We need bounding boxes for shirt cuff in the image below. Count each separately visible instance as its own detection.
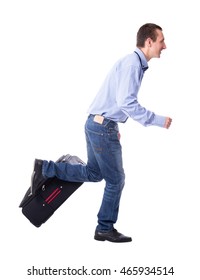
[152,115,166,127]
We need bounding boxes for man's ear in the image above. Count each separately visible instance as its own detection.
[146,38,153,47]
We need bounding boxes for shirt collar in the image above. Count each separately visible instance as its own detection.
[134,47,149,72]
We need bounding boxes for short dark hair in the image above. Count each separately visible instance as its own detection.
[136,23,162,48]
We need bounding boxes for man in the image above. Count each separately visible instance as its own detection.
[32,23,172,243]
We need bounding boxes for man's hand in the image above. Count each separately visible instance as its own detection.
[164,117,172,129]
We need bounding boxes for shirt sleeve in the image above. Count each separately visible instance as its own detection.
[116,65,166,127]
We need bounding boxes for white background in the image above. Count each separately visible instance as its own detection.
[0,0,199,279]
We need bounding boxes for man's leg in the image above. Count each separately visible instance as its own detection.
[85,116,131,242]
[31,118,103,192]
[87,128,125,232]
[85,116,124,230]
[42,133,103,183]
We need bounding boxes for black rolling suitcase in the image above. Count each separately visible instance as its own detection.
[19,154,85,227]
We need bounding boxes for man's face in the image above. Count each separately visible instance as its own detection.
[150,29,166,58]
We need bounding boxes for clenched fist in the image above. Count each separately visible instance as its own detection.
[164,117,172,129]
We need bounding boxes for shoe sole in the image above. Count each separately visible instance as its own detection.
[94,236,132,243]
[94,236,106,242]
[30,159,45,195]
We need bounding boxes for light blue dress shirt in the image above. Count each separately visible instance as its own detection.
[88,48,166,127]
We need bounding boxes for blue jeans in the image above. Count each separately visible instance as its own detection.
[43,115,125,231]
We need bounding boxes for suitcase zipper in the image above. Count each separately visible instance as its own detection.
[45,187,61,204]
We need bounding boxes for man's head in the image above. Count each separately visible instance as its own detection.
[136,23,166,61]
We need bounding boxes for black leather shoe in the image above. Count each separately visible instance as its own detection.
[31,159,46,194]
[94,228,132,243]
